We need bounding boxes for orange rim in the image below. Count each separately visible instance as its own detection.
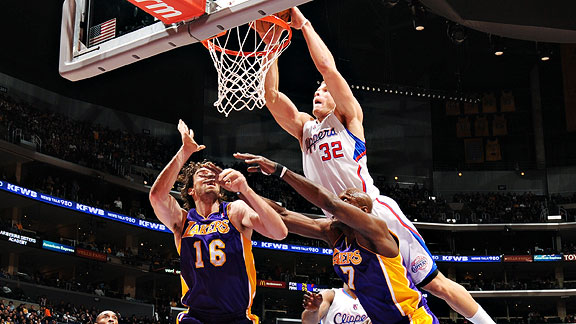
[201,15,292,57]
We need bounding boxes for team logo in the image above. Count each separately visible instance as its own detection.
[411,255,428,273]
[304,127,337,152]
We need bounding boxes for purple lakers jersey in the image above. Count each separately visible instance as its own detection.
[332,235,438,324]
[178,202,258,323]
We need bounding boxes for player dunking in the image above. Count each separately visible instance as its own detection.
[149,120,288,324]
[263,7,493,323]
[235,152,439,324]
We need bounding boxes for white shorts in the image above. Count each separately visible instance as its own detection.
[372,196,438,286]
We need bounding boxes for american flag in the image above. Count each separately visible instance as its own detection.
[88,18,116,47]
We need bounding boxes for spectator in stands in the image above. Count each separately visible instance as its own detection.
[113,197,123,212]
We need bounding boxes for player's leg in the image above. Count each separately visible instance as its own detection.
[421,273,494,324]
[371,197,494,324]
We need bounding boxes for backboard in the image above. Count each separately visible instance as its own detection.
[59,0,313,81]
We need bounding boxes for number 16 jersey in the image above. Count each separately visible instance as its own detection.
[178,202,258,323]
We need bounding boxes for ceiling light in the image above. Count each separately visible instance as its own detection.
[411,2,426,31]
[491,35,505,56]
[538,42,552,61]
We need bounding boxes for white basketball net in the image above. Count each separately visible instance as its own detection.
[203,16,292,117]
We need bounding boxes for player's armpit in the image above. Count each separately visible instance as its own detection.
[149,193,186,235]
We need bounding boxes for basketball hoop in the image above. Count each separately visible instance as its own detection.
[202,15,292,117]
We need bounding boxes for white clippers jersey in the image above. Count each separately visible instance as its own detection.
[322,288,368,324]
[302,113,380,201]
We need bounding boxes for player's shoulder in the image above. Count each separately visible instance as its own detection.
[320,288,336,302]
[227,199,251,213]
[300,112,316,126]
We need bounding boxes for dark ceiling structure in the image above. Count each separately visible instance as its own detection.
[421,0,576,43]
[0,0,568,124]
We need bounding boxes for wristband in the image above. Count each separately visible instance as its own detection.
[272,163,287,178]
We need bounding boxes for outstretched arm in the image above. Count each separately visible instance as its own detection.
[302,289,334,324]
[149,120,205,239]
[203,164,287,240]
[234,153,396,257]
[291,7,365,141]
[256,196,333,243]
[264,57,313,143]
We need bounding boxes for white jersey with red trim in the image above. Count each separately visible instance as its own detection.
[322,288,368,324]
[301,113,380,200]
[301,113,437,285]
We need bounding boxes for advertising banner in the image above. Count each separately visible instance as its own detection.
[533,254,562,262]
[76,248,107,262]
[432,255,501,262]
[503,255,533,262]
[252,240,333,255]
[0,230,40,248]
[563,254,576,262]
[126,0,206,24]
[0,181,169,233]
[289,282,318,292]
[257,280,287,289]
[42,240,75,254]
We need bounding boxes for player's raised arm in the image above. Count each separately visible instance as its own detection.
[234,153,397,256]
[291,7,364,140]
[149,120,205,238]
[264,47,313,144]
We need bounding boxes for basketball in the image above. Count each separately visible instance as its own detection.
[253,9,291,37]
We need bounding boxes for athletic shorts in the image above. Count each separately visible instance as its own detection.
[372,196,438,286]
[410,305,440,324]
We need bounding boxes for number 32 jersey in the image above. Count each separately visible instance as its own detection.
[178,202,258,322]
[301,113,379,203]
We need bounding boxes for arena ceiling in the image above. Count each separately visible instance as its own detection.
[0,0,569,124]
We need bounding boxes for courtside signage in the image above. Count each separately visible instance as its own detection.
[127,0,206,24]
[252,240,333,255]
[432,255,501,263]
[42,240,75,254]
[0,181,169,233]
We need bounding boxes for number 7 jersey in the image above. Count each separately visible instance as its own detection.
[178,202,258,322]
[302,113,380,203]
